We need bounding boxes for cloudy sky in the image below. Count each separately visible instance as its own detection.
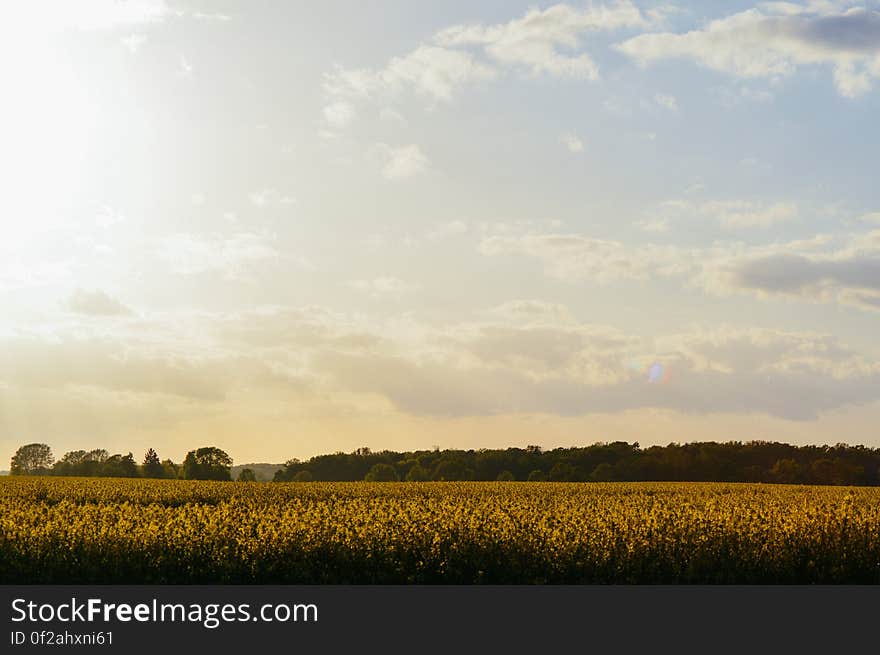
[2,0,880,466]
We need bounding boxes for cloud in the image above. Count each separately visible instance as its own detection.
[371,143,430,179]
[488,300,575,324]
[3,302,879,440]
[316,320,880,421]
[560,133,585,152]
[322,101,356,128]
[480,221,880,311]
[177,54,193,77]
[121,33,147,53]
[635,218,670,233]
[480,232,691,282]
[426,220,469,240]
[704,230,880,311]
[324,46,496,103]
[20,1,233,35]
[24,0,171,33]
[66,289,132,316]
[652,92,679,110]
[0,337,226,402]
[616,5,880,97]
[433,1,649,79]
[654,199,798,230]
[156,232,280,278]
[347,277,415,297]
[249,188,295,207]
[323,1,654,116]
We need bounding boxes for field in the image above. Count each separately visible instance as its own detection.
[2,476,879,584]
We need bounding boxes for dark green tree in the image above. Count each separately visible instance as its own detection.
[292,470,314,482]
[102,453,138,478]
[527,469,547,482]
[10,443,54,476]
[237,468,257,482]
[183,447,233,481]
[432,457,470,481]
[161,459,180,479]
[364,463,400,482]
[405,464,431,481]
[143,448,164,478]
[549,462,579,482]
[770,458,802,484]
[496,470,516,481]
[590,462,615,481]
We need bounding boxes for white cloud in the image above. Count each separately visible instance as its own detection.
[435,1,649,79]
[488,300,575,324]
[324,46,496,103]
[249,188,295,207]
[480,221,880,312]
[323,1,655,114]
[322,101,356,128]
[347,277,414,296]
[635,218,670,233]
[121,33,147,53]
[66,289,132,316]
[616,5,880,97]
[653,92,679,110]
[20,0,171,34]
[703,230,880,311]
[156,232,280,278]
[702,200,798,229]
[655,199,798,230]
[427,220,469,240]
[315,318,880,421]
[711,83,775,107]
[176,54,193,77]
[560,133,585,152]
[480,232,691,282]
[16,1,234,35]
[372,143,430,179]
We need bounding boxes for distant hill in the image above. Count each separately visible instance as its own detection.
[231,463,284,482]
[0,470,8,476]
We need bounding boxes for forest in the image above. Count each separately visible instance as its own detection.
[9,440,880,486]
[274,441,880,485]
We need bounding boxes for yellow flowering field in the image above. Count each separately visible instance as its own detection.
[2,476,879,583]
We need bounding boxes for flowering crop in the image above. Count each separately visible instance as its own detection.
[1,477,878,583]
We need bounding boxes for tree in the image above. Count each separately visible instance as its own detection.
[770,458,803,484]
[143,448,164,478]
[405,464,431,482]
[238,468,257,482]
[549,462,579,482]
[10,443,54,476]
[183,447,233,481]
[432,457,470,481]
[364,463,399,482]
[527,469,547,482]
[292,470,314,482]
[161,459,180,479]
[102,453,138,478]
[53,450,88,476]
[80,450,108,477]
[496,470,515,481]
[590,462,615,482]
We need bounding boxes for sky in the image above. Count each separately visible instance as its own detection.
[1,0,880,466]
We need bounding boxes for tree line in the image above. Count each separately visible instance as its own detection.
[274,441,880,486]
[10,440,880,486]
[8,444,250,481]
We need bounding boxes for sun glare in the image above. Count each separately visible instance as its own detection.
[1,15,94,248]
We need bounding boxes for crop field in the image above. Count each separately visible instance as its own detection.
[2,476,879,584]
